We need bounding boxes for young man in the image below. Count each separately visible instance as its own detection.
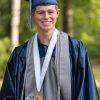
[0,0,98,100]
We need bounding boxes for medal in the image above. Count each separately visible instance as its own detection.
[33,96,43,100]
[33,29,58,92]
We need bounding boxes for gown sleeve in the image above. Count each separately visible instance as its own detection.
[0,49,17,100]
[74,41,99,100]
[0,42,27,100]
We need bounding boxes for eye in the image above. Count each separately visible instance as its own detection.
[35,11,44,15]
[48,11,55,14]
[49,12,54,14]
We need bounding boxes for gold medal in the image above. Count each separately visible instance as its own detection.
[33,96,43,100]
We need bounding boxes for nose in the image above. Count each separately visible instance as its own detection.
[44,12,49,19]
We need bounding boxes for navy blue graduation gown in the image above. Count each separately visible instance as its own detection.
[0,36,98,100]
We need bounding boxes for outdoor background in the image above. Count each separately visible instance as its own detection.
[0,0,100,99]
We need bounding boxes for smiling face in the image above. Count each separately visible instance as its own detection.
[32,5,60,32]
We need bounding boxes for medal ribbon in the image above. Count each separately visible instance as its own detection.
[33,29,58,92]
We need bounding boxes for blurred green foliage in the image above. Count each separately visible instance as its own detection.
[0,37,10,78]
[72,0,100,58]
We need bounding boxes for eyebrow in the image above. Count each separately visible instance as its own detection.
[35,10,55,14]
[35,9,55,12]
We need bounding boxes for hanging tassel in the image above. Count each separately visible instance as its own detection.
[29,0,32,28]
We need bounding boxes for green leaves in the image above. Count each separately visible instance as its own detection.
[0,37,10,77]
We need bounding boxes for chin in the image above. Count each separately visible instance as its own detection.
[41,27,52,31]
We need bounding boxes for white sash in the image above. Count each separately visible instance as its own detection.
[33,29,58,92]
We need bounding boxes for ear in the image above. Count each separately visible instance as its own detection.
[57,8,60,15]
[32,11,36,21]
[32,7,36,17]
[32,11,35,17]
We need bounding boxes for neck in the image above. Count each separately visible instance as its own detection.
[37,28,56,46]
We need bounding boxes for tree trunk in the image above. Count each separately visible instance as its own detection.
[11,0,21,50]
[63,0,73,36]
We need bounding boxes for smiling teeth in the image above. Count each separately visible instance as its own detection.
[42,22,50,24]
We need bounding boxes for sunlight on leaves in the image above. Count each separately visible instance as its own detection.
[80,32,95,44]
[96,80,100,88]
[0,79,3,90]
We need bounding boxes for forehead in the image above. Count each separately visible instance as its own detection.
[35,5,56,11]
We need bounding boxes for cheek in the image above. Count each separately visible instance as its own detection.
[34,17,41,21]
[51,16,58,22]
[52,13,58,20]
[33,15,41,21]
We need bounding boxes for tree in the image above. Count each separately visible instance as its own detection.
[11,0,21,49]
[63,0,74,36]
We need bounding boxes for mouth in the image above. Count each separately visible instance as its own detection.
[42,20,52,25]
